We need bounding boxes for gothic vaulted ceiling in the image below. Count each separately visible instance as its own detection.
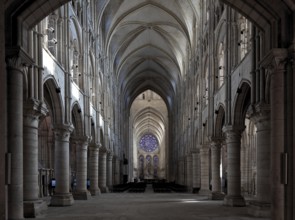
[98,0,201,109]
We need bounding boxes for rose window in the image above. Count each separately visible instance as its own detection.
[139,133,159,152]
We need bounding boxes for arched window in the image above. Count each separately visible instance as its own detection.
[47,13,58,56]
[217,42,225,88]
[139,155,144,179]
[153,155,159,178]
[238,15,252,60]
[146,155,152,177]
[203,66,209,106]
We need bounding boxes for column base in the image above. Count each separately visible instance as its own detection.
[209,191,225,200]
[100,186,109,193]
[224,195,246,207]
[248,200,270,217]
[73,190,92,200]
[90,188,101,196]
[24,199,48,218]
[50,193,74,206]
[198,189,211,196]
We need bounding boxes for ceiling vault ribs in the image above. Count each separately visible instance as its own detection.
[100,0,200,138]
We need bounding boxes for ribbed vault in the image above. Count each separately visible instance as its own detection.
[99,0,202,110]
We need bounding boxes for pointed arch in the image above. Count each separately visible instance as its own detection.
[43,77,64,126]
[214,104,226,138]
[71,102,84,137]
[232,81,251,128]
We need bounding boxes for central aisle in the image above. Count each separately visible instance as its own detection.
[41,191,270,220]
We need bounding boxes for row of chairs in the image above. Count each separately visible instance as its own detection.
[128,182,146,193]
[153,183,171,192]
[152,182,187,193]
[112,183,132,192]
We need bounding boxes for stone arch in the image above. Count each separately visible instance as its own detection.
[202,120,209,144]
[43,77,64,126]
[100,127,105,148]
[232,81,251,128]
[214,104,225,138]
[90,117,96,144]
[71,102,84,137]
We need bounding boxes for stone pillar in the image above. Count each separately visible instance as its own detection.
[99,149,108,192]
[179,158,184,184]
[199,146,210,195]
[248,104,271,217]
[107,153,113,190]
[192,150,200,191]
[223,127,245,206]
[210,141,224,200]
[89,144,100,195]
[260,49,288,220]
[186,155,192,191]
[115,157,121,184]
[73,137,91,200]
[6,55,27,219]
[50,125,74,206]
[23,100,48,217]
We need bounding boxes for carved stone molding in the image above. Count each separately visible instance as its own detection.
[248,103,270,131]
[260,48,288,73]
[222,126,243,144]
[6,46,34,71]
[53,124,74,141]
[24,98,48,119]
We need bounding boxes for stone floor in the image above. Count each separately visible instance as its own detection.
[40,187,270,220]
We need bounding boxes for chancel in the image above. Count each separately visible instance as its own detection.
[1,0,295,220]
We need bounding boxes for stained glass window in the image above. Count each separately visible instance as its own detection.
[139,133,159,152]
[153,155,159,178]
[139,155,144,179]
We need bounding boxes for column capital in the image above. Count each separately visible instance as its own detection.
[248,103,270,131]
[99,147,108,154]
[260,48,288,73]
[6,46,34,71]
[222,126,244,144]
[107,153,113,160]
[24,98,48,118]
[53,124,74,141]
[72,135,91,144]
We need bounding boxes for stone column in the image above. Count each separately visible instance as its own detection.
[50,125,74,206]
[6,55,28,219]
[23,100,48,217]
[89,144,100,195]
[248,104,271,217]
[178,158,184,184]
[260,49,288,220]
[107,153,113,190]
[73,137,91,200]
[115,157,121,184]
[210,141,224,200]
[199,146,210,195]
[99,149,108,192]
[192,150,200,191]
[223,127,245,206]
[186,155,192,191]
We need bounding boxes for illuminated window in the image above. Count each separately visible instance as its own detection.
[139,133,159,152]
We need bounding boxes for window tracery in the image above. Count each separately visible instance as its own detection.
[139,133,159,153]
[238,15,252,60]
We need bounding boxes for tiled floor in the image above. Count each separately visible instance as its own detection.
[40,188,270,220]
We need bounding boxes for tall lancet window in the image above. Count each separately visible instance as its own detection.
[238,15,252,61]
[153,155,159,178]
[146,155,152,177]
[139,155,144,180]
[217,42,225,88]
